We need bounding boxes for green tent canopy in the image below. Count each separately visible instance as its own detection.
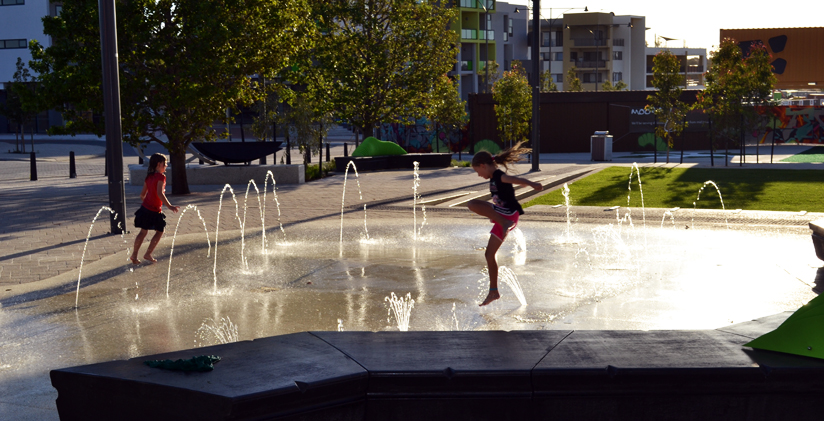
[745,293,824,359]
[351,137,407,157]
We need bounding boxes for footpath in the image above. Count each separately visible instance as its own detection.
[1,134,822,292]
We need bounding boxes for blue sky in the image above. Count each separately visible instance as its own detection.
[507,0,824,53]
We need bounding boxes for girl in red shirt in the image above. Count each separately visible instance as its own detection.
[130,153,180,264]
[468,142,542,306]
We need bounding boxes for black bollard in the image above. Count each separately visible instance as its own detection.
[30,151,38,181]
[286,134,291,165]
[199,158,204,165]
[69,151,77,178]
[326,142,330,162]
[344,143,348,157]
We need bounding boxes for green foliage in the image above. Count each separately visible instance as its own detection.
[426,74,466,142]
[450,159,471,167]
[29,0,315,194]
[306,0,458,138]
[540,70,557,92]
[478,60,500,93]
[282,93,334,164]
[646,50,691,162]
[601,80,627,91]
[305,161,336,181]
[697,38,778,150]
[524,167,824,212]
[492,61,531,146]
[0,58,36,152]
[565,66,582,92]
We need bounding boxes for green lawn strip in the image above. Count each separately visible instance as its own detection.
[781,146,824,163]
[524,166,824,212]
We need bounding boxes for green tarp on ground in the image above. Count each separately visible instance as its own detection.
[351,137,407,157]
[745,293,824,359]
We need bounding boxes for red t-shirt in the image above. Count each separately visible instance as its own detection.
[142,172,166,212]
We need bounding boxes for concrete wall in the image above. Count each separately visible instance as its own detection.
[129,164,305,186]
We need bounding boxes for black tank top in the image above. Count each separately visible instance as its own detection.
[490,169,524,216]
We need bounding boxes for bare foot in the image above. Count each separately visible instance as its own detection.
[479,290,500,306]
[129,256,141,265]
[143,255,158,264]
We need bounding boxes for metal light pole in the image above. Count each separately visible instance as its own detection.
[483,4,489,93]
[530,0,540,171]
[99,0,126,234]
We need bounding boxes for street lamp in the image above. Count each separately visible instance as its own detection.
[588,27,599,91]
[481,3,490,94]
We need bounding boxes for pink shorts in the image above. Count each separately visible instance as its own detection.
[490,211,519,240]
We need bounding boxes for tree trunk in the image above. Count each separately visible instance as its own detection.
[169,148,190,195]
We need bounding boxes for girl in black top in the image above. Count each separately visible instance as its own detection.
[468,142,543,306]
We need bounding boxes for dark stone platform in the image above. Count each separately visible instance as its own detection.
[51,313,824,420]
[334,153,452,172]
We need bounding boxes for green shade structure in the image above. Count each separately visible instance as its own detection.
[351,137,407,157]
[745,293,824,359]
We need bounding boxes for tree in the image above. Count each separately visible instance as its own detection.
[478,60,500,94]
[697,38,777,159]
[29,0,313,194]
[540,69,557,92]
[601,80,627,91]
[492,61,531,148]
[426,74,466,152]
[565,66,582,92]
[0,59,28,152]
[281,93,333,165]
[307,0,458,139]
[646,50,689,163]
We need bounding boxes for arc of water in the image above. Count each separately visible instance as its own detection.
[75,206,117,308]
[562,183,572,241]
[340,161,369,243]
[487,266,528,306]
[213,184,244,293]
[661,210,676,228]
[692,180,728,229]
[166,204,212,296]
[242,179,266,259]
[385,292,415,331]
[627,163,647,248]
[263,170,285,240]
[412,162,427,239]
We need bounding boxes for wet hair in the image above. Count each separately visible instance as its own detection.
[147,153,167,175]
[470,141,532,172]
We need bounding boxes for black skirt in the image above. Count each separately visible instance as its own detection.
[134,205,167,232]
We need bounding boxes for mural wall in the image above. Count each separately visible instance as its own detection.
[752,106,824,144]
[379,117,470,153]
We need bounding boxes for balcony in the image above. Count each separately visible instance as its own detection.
[458,0,494,9]
[572,38,608,47]
[571,59,608,69]
[461,29,477,40]
[460,61,473,71]
[613,39,624,47]
[480,30,494,41]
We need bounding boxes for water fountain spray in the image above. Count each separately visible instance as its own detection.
[340,161,369,243]
[692,181,728,229]
[263,170,286,240]
[75,206,119,308]
[213,184,244,293]
[385,292,415,331]
[166,204,211,296]
[412,161,427,239]
[242,179,266,258]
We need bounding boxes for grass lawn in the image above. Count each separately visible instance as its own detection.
[524,167,824,212]
[781,146,824,163]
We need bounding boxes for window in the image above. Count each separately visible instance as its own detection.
[0,39,27,49]
[541,32,550,47]
[613,72,623,82]
[613,51,622,60]
[552,73,563,83]
[553,52,563,61]
[540,52,551,61]
[583,73,603,83]
[1,0,25,5]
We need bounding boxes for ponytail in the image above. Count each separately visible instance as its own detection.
[471,141,532,172]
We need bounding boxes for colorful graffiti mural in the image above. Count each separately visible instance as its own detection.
[379,117,470,153]
[753,106,824,144]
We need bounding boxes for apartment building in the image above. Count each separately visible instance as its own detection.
[529,12,706,91]
[449,0,529,101]
[0,0,60,83]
